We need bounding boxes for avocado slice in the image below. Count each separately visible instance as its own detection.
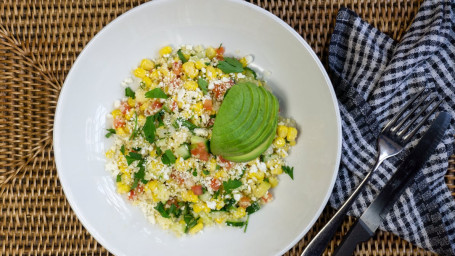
[211,83,259,154]
[221,88,278,156]
[222,119,277,162]
[214,84,268,151]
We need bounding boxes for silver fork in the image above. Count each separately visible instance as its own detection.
[301,89,443,256]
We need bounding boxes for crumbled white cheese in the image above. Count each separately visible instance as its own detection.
[194,128,208,137]
[233,193,241,201]
[206,201,217,209]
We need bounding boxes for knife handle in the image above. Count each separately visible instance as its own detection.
[333,219,375,256]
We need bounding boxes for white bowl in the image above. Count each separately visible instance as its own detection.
[53,0,341,255]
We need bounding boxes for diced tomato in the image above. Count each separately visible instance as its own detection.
[170,171,185,185]
[218,155,233,169]
[216,46,225,60]
[191,142,209,161]
[120,101,131,114]
[145,100,163,116]
[213,81,233,100]
[210,178,221,191]
[203,99,213,111]
[191,185,203,195]
[238,197,251,208]
[172,61,182,76]
[207,117,215,127]
[128,185,143,200]
[261,192,273,204]
[151,100,163,110]
[166,198,178,207]
[171,100,178,111]
[113,117,126,128]
[169,77,182,90]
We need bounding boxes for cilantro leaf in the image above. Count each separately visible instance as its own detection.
[129,112,139,140]
[105,128,116,138]
[282,165,294,180]
[217,57,244,73]
[246,202,260,215]
[177,49,188,63]
[184,214,199,233]
[116,173,122,182]
[161,149,176,165]
[154,202,170,218]
[226,221,245,227]
[202,170,210,175]
[125,87,135,99]
[125,152,142,166]
[120,145,125,155]
[222,179,242,194]
[197,78,208,94]
[143,115,156,144]
[145,88,168,99]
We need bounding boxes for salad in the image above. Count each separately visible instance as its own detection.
[104,44,298,235]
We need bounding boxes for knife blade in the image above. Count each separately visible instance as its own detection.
[333,111,451,256]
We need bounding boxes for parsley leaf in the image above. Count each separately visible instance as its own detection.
[222,179,242,194]
[143,115,156,144]
[125,152,142,165]
[145,88,168,99]
[184,214,199,233]
[177,49,188,63]
[202,170,210,175]
[125,87,135,99]
[116,173,122,182]
[282,165,294,180]
[161,149,176,165]
[197,78,208,94]
[105,128,116,138]
[156,146,162,155]
[217,57,244,74]
[120,145,125,155]
[226,221,245,227]
[154,202,170,218]
[129,112,139,140]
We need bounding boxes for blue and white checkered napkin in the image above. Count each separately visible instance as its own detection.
[327,0,455,255]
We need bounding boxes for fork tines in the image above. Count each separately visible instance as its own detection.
[382,89,443,143]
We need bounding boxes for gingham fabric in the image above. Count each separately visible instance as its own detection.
[327,0,455,255]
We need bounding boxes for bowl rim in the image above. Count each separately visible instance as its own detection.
[53,0,342,255]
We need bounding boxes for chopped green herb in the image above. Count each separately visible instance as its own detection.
[174,117,198,131]
[202,170,210,175]
[197,78,208,94]
[216,165,221,170]
[226,221,245,227]
[105,128,116,138]
[192,170,197,177]
[125,152,142,165]
[217,57,244,73]
[205,62,211,66]
[145,88,168,99]
[263,177,269,183]
[120,145,125,155]
[246,202,260,215]
[162,104,171,113]
[139,81,146,89]
[116,173,122,182]
[223,179,242,194]
[129,112,139,140]
[243,215,250,232]
[153,110,165,127]
[184,214,199,233]
[156,146,162,155]
[143,115,156,144]
[177,49,188,63]
[154,202,170,218]
[161,149,176,165]
[213,190,220,199]
[125,87,135,99]
[282,165,294,180]
[132,147,141,152]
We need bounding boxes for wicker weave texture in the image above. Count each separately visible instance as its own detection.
[1,0,452,255]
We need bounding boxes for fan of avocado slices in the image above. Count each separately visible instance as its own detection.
[211,82,279,162]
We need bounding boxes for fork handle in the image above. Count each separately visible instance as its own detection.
[301,160,383,256]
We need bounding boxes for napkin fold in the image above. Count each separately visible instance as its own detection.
[328,0,455,255]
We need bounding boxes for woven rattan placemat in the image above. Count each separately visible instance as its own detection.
[1,0,454,255]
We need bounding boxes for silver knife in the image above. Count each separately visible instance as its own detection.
[333,112,451,256]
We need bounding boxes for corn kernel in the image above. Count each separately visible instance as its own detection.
[111,109,122,119]
[289,140,296,146]
[239,57,248,67]
[134,67,147,79]
[189,221,204,235]
[215,217,226,224]
[206,47,216,59]
[116,182,131,194]
[150,70,160,80]
[233,207,246,219]
[193,202,211,214]
[140,59,155,70]
[273,137,286,148]
[268,176,279,187]
[159,46,172,56]
[158,66,169,77]
[142,77,152,87]
[215,170,227,179]
[277,125,288,138]
[271,166,283,175]
[253,182,271,198]
[182,62,199,79]
[207,158,217,172]
[174,157,187,172]
[287,127,298,141]
[127,98,135,107]
[182,190,199,203]
[248,171,265,181]
[146,180,159,192]
[105,150,114,159]
[205,66,217,80]
[116,127,127,136]
[192,102,203,116]
[184,80,198,91]
[138,114,146,125]
[216,199,225,210]
[149,149,157,158]
[195,60,206,69]
[125,110,134,120]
